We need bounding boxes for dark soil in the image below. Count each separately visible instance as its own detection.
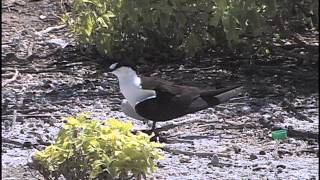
[2,0,319,179]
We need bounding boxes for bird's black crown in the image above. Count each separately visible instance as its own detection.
[109,61,136,71]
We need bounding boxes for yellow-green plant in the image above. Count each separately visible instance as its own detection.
[32,114,163,180]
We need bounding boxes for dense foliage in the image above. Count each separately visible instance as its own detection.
[32,114,163,180]
[63,0,318,61]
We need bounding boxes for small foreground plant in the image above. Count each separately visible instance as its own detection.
[32,114,163,180]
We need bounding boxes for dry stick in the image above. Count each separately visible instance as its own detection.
[21,68,71,74]
[153,119,219,133]
[12,110,17,127]
[2,73,16,78]
[35,24,67,36]
[2,69,19,87]
[274,46,311,63]
[2,114,62,119]
[282,100,314,123]
[259,118,318,140]
[35,47,61,59]
[162,146,231,158]
[2,138,24,146]
[295,106,318,109]
[164,138,194,144]
[197,121,257,130]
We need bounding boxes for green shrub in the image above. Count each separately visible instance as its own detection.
[63,0,276,60]
[32,114,163,180]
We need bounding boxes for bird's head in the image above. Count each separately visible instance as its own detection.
[109,61,137,78]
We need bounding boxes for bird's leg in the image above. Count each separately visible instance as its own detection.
[151,121,156,131]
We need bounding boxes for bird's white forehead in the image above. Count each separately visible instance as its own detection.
[109,62,118,70]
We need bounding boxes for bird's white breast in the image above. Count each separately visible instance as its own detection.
[118,76,156,107]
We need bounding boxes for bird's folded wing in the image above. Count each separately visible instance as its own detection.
[140,76,201,105]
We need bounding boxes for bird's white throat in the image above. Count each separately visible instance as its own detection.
[111,67,156,107]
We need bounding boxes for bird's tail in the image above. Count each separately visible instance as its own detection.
[215,86,243,103]
[200,85,243,105]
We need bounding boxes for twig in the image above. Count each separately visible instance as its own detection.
[2,67,70,74]
[35,47,61,58]
[282,100,314,123]
[197,121,257,130]
[287,129,318,140]
[2,69,19,87]
[2,114,61,119]
[22,68,71,74]
[295,106,318,109]
[162,146,231,158]
[259,118,318,140]
[2,138,24,146]
[160,137,194,144]
[11,110,17,128]
[153,119,218,133]
[35,24,67,36]
[299,147,319,155]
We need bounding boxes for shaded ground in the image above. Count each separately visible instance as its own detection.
[2,0,319,179]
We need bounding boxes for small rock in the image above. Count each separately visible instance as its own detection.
[253,166,267,171]
[262,114,272,120]
[210,155,219,166]
[27,123,34,128]
[233,146,241,154]
[23,141,33,148]
[36,124,43,128]
[241,106,251,113]
[39,15,46,19]
[47,38,69,48]
[157,162,165,168]
[14,0,26,6]
[94,102,104,109]
[16,116,25,123]
[179,156,191,163]
[44,128,50,133]
[249,153,258,160]
[259,151,266,155]
[223,109,230,114]
[276,164,286,169]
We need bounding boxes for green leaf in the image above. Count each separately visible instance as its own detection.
[222,15,240,45]
[66,117,80,126]
[185,33,201,56]
[104,11,116,18]
[97,17,108,28]
[160,13,170,29]
[209,10,223,27]
[175,12,187,27]
[84,14,95,36]
[215,0,227,10]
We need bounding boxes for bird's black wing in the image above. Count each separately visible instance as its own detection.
[140,76,201,105]
[136,76,208,121]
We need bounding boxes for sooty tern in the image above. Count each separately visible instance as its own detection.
[109,62,243,131]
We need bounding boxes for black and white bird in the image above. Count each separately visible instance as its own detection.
[109,62,243,131]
